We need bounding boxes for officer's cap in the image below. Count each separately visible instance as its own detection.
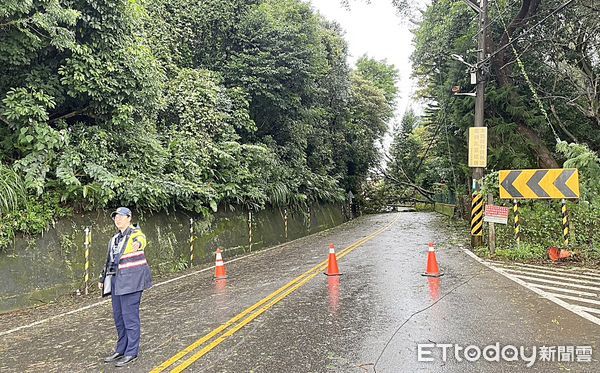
[111,207,132,218]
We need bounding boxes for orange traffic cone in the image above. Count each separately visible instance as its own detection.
[559,249,572,260]
[214,248,227,279]
[422,242,443,277]
[548,247,560,262]
[548,246,573,262]
[324,243,342,276]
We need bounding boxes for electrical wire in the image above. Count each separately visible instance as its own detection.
[443,103,459,202]
[484,0,577,64]
[471,0,522,42]
[372,269,486,372]
[493,0,563,143]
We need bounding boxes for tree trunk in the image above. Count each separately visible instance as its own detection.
[516,124,559,168]
[491,0,557,168]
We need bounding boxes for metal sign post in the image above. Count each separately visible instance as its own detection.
[248,210,253,252]
[284,208,288,240]
[189,218,195,267]
[84,227,90,295]
[513,200,521,247]
[562,199,569,246]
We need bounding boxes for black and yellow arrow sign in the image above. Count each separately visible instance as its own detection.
[499,169,580,199]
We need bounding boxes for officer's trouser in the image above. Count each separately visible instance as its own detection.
[111,284,143,357]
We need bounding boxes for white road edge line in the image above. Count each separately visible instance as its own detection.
[462,248,600,327]
[0,219,356,338]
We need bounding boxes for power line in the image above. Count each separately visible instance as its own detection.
[484,0,577,64]
[471,0,521,42]
[493,0,562,142]
[443,101,459,198]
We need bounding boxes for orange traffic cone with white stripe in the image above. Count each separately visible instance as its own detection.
[214,248,227,279]
[324,243,342,276]
[422,242,443,277]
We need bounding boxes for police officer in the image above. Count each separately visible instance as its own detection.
[99,207,152,367]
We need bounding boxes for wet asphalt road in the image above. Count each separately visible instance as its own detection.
[1,212,599,372]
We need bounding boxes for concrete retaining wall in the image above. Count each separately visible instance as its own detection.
[0,204,347,313]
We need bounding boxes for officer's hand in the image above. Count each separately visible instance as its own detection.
[98,282,103,290]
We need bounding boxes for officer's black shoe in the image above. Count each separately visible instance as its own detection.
[115,355,137,367]
[103,352,124,363]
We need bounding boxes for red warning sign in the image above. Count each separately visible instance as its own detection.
[484,205,509,225]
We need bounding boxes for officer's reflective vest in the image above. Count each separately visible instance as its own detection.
[101,225,153,296]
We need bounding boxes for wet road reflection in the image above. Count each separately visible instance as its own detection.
[327,275,341,316]
[427,277,441,302]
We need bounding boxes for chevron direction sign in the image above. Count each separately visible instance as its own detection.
[499,169,580,199]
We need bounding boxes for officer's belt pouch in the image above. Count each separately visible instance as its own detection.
[103,274,113,297]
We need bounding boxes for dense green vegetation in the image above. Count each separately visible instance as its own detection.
[3,0,597,261]
[0,0,399,248]
[381,0,600,261]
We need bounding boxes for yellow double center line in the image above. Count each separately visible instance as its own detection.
[151,216,399,372]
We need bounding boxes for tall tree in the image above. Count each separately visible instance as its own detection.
[0,0,401,247]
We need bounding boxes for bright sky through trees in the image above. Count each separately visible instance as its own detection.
[310,0,418,148]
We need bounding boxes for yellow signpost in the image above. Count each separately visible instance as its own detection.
[499,169,580,199]
[468,127,487,168]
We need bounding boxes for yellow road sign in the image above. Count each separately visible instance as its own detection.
[468,127,487,167]
[499,169,580,199]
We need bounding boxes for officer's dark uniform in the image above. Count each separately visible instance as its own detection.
[100,210,152,365]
